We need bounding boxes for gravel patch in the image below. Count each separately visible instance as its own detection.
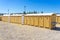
[0,21,60,40]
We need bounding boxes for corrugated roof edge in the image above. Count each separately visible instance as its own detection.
[3,13,56,16]
[24,13,55,16]
[3,14,23,16]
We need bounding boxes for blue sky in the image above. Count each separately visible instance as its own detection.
[0,0,60,13]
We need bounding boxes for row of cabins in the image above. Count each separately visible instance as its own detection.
[0,13,60,29]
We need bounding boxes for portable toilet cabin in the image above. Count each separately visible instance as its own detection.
[10,14,22,24]
[24,16,27,25]
[42,13,56,29]
[24,14,39,26]
[2,14,9,22]
[10,16,15,23]
[0,16,2,21]
[24,14,33,26]
[24,14,32,25]
[56,13,60,24]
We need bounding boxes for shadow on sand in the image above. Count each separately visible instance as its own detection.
[52,27,60,31]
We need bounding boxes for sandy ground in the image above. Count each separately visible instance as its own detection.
[0,21,60,40]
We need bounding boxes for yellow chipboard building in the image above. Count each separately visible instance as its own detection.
[2,15,22,24]
[24,13,56,29]
[1,13,57,29]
